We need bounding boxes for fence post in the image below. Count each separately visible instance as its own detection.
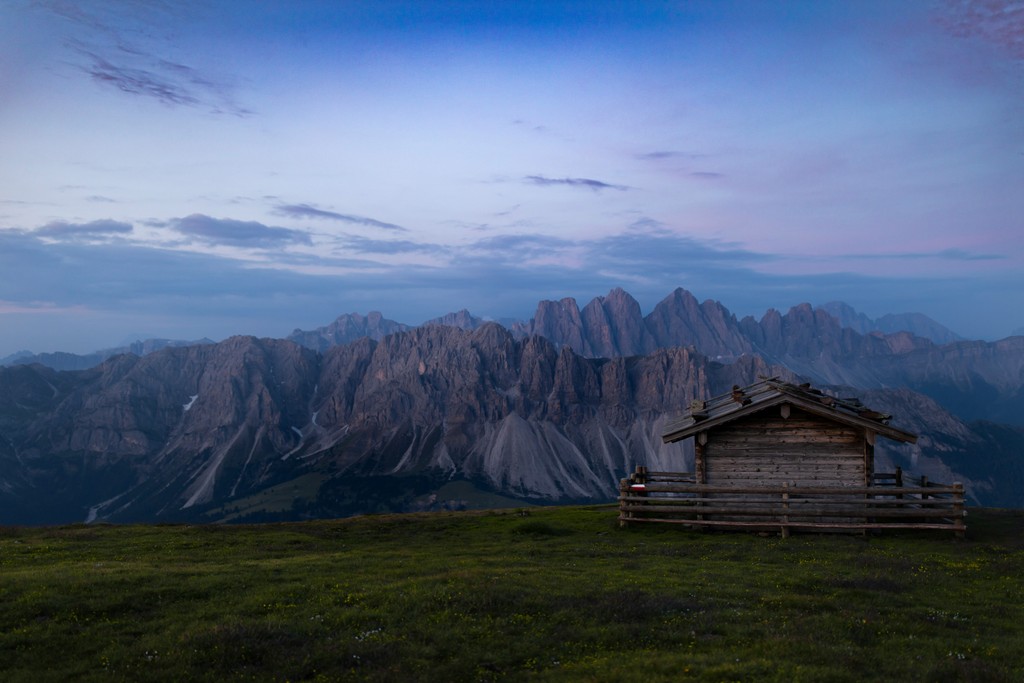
[781,481,790,539]
[635,465,648,486]
[618,478,631,528]
[920,475,929,501]
[952,482,966,539]
[895,466,903,500]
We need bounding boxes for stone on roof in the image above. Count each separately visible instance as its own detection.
[662,377,917,445]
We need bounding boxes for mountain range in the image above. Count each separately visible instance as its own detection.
[817,302,964,345]
[1,287,1021,524]
[0,337,214,372]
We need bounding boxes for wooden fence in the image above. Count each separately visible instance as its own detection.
[618,466,966,537]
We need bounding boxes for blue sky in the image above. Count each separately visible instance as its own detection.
[1,0,1022,356]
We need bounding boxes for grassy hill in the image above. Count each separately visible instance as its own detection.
[2,506,1022,682]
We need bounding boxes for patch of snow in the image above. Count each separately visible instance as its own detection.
[282,426,306,460]
[230,426,264,498]
[311,411,319,427]
[289,424,349,461]
[183,394,198,411]
[86,492,127,523]
[388,436,419,474]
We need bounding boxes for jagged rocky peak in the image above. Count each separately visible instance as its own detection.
[752,302,874,360]
[529,296,586,351]
[645,287,751,359]
[873,312,964,345]
[287,311,409,352]
[579,287,653,358]
[39,336,319,461]
[514,288,652,358]
[422,309,484,330]
[881,331,934,355]
[818,301,874,334]
[784,303,841,343]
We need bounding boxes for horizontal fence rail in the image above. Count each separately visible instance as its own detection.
[619,467,966,537]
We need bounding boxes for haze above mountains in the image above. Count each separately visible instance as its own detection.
[1,287,1021,524]
[0,290,968,370]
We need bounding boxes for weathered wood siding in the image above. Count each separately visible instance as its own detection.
[702,406,865,488]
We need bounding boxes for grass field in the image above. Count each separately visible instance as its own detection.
[2,506,1022,682]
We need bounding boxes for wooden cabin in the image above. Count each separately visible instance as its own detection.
[619,378,966,536]
[663,378,916,489]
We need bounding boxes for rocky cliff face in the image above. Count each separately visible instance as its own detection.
[267,324,787,504]
[0,337,321,522]
[858,336,1024,425]
[0,327,791,523]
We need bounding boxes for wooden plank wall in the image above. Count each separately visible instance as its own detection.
[703,406,865,488]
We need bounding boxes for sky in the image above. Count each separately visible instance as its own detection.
[1,0,1023,357]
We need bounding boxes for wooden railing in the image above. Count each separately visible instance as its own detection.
[618,466,966,537]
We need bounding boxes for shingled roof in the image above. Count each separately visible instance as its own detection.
[661,377,918,445]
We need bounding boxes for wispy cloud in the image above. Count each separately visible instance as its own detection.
[83,51,198,106]
[35,219,133,239]
[39,2,251,115]
[523,175,629,191]
[936,247,1004,261]
[937,0,1024,60]
[78,48,251,115]
[588,225,774,275]
[468,233,574,257]
[628,217,666,231]
[636,151,708,161]
[2,215,1018,355]
[170,214,312,248]
[512,119,552,134]
[337,234,448,256]
[848,248,1004,262]
[274,203,406,231]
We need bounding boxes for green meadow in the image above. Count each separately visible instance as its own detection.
[2,506,1022,682]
